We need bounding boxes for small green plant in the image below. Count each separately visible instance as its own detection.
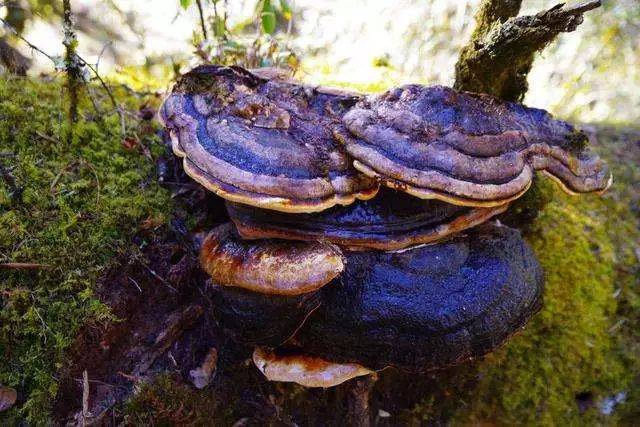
[180,0,298,69]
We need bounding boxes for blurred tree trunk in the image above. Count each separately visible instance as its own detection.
[0,38,30,75]
[0,0,31,75]
[454,0,601,101]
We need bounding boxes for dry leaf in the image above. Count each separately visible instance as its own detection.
[0,385,17,412]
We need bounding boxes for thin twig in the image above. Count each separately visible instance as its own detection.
[79,158,101,205]
[82,370,91,426]
[35,131,61,144]
[1,16,125,136]
[50,162,75,195]
[0,17,58,64]
[195,0,208,40]
[95,41,112,71]
[128,276,143,293]
[134,256,177,293]
[83,85,103,116]
[77,55,126,135]
[77,57,118,112]
[0,262,52,269]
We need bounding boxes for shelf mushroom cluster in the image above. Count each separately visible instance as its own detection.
[160,65,611,388]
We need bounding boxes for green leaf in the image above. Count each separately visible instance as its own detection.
[179,0,192,9]
[279,0,292,21]
[261,0,276,34]
[213,15,226,38]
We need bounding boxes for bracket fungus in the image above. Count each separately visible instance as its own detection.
[294,224,543,371]
[227,187,507,251]
[160,65,377,213]
[339,85,611,206]
[161,65,611,388]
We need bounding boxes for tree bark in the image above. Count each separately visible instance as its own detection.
[63,0,81,131]
[454,0,601,101]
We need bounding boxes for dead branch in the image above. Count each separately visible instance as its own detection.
[454,0,602,101]
[0,262,52,269]
[82,370,91,425]
[466,0,522,40]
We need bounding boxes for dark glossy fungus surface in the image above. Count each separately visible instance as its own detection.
[208,282,321,346]
[227,187,507,250]
[294,224,544,371]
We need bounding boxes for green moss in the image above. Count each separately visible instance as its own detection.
[122,374,224,425]
[0,76,172,424]
[441,129,640,425]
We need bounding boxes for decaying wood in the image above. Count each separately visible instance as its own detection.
[132,304,204,376]
[189,347,218,389]
[0,262,52,270]
[346,375,378,427]
[455,0,601,101]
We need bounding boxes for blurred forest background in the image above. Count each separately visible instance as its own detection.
[1,0,639,124]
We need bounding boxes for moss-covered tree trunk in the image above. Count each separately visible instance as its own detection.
[454,0,601,101]
[62,0,82,136]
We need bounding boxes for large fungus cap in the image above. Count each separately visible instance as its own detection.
[339,85,612,207]
[160,65,378,213]
[227,187,507,251]
[295,223,543,372]
[200,223,344,296]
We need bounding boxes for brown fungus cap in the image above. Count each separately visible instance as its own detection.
[160,65,378,213]
[227,187,508,251]
[340,85,612,207]
[253,348,372,388]
[200,223,344,296]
